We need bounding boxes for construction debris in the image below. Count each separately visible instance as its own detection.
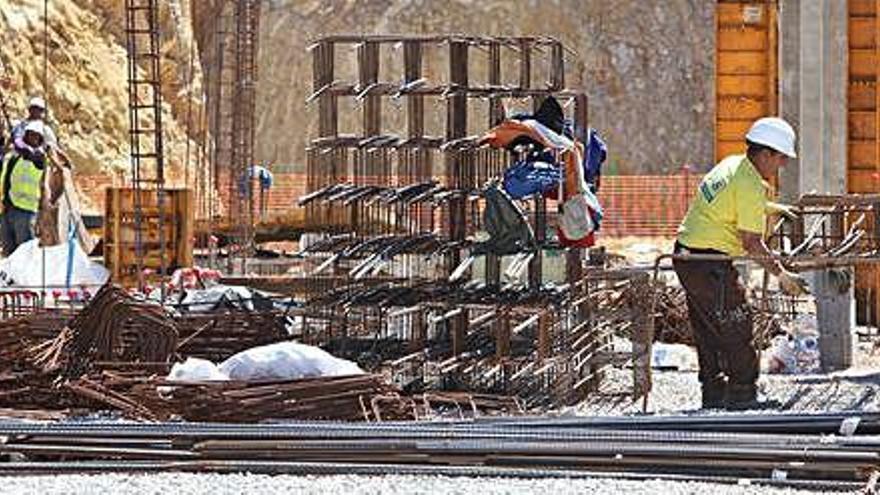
[30,285,178,378]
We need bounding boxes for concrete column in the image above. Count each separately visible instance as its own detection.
[778,0,800,202]
[779,0,853,370]
[796,0,848,195]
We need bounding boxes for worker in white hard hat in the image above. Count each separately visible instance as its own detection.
[0,120,48,254]
[672,116,809,411]
[8,96,66,166]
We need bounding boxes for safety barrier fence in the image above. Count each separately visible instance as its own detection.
[77,173,703,239]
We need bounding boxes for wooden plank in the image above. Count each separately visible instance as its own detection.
[847,1,880,323]
[847,169,880,193]
[849,140,878,169]
[717,75,767,97]
[103,188,194,284]
[717,96,767,119]
[717,27,768,51]
[850,17,877,49]
[717,2,769,27]
[850,50,878,78]
[717,140,747,160]
[716,119,753,141]
[850,0,876,17]
[766,5,777,116]
[717,51,768,75]
[849,111,877,139]
[849,82,876,110]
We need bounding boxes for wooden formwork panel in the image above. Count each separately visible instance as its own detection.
[717,75,768,97]
[850,50,878,79]
[849,82,876,110]
[847,1,880,323]
[714,1,777,163]
[104,188,194,286]
[716,119,754,141]
[851,0,877,16]
[850,140,878,169]
[849,111,877,140]
[848,170,880,193]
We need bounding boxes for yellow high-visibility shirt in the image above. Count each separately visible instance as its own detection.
[677,154,768,256]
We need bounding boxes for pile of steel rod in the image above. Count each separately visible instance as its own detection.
[0,412,875,490]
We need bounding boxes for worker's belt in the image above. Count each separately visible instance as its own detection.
[673,241,726,257]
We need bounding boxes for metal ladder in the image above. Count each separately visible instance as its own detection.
[124,0,167,292]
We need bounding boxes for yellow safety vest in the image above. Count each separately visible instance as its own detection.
[1,152,43,213]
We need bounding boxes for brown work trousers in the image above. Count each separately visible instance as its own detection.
[672,244,759,390]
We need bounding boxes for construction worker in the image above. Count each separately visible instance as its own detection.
[11,97,57,152]
[0,121,47,254]
[673,117,810,410]
[239,163,273,222]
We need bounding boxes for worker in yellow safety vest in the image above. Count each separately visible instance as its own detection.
[0,120,47,255]
[673,117,810,410]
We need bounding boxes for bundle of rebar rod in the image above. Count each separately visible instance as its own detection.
[175,312,289,362]
[29,285,178,378]
[65,372,414,422]
[0,413,875,490]
[0,309,71,367]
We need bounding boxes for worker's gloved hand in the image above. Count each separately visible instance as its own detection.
[766,201,798,220]
[779,270,810,296]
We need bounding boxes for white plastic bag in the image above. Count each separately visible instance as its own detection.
[166,357,229,382]
[219,341,364,381]
[0,239,108,289]
[559,193,595,240]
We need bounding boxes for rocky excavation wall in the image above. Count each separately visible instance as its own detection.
[253,0,716,175]
[2,0,715,212]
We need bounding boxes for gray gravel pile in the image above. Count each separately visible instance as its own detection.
[0,473,853,495]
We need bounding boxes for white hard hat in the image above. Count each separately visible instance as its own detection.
[28,96,46,110]
[24,120,45,137]
[745,117,797,158]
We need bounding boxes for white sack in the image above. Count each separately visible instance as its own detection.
[0,239,108,289]
[219,341,363,381]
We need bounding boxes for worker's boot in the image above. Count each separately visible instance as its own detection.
[725,383,781,411]
[701,379,727,410]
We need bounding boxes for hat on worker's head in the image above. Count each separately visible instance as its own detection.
[745,117,797,158]
[24,120,45,137]
[28,96,46,110]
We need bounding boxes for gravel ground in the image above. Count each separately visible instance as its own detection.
[573,339,880,416]
[0,473,855,495]
[575,367,880,416]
